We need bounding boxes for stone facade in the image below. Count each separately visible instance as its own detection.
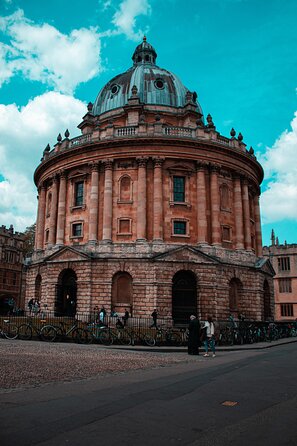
[0,225,25,314]
[26,38,274,323]
[263,232,297,321]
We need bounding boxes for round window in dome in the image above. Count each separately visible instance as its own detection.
[110,84,120,95]
[154,78,165,90]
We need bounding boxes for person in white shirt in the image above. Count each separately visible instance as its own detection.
[203,315,216,357]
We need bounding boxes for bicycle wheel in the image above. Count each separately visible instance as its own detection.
[118,330,132,346]
[72,328,90,344]
[143,334,156,347]
[18,324,33,340]
[40,325,57,342]
[3,324,18,340]
[167,332,182,346]
[99,330,113,346]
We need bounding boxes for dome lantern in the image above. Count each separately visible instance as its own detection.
[132,36,157,65]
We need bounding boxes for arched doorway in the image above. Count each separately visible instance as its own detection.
[55,269,77,316]
[172,270,197,325]
[229,278,243,314]
[111,272,133,315]
[35,274,42,302]
[263,280,272,320]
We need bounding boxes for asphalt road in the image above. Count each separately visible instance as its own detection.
[1,344,297,446]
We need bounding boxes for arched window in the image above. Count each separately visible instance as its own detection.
[249,193,255,220]
[46,192,52,216]
[263,280,272,320]
[229,278,243,312]
[35,274,42,302]
[119,175,132,202]
[220,184,230,210]
[112,272,133,313]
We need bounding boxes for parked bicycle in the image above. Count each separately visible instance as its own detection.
[41,320,89,343]
[0,319,18,340]
[18,317,52,341]
[153,326,182,346]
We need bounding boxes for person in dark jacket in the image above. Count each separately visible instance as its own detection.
[188,315,201,355]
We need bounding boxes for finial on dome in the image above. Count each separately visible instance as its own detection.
[143,35,147,42]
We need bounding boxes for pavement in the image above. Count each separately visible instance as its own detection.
[103,335,297,353]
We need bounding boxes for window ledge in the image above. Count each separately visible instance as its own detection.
[169,201,191,208]
[70,204,86,212]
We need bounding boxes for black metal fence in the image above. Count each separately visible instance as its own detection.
[1,312,297,346]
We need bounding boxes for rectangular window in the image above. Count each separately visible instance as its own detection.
[222,226,231,241]
[118,219,131,234]
[173,176,185,202]
[45,229,49,243]
[74,181,84,207]
[173,221,187,235]
[281,303,294,317]
[279,278,292,293]
[278,257,290,271]
[72,223,82,237]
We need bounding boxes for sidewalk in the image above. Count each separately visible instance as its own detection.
[104,336,297,353]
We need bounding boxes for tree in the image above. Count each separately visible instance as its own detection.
[22,223,36,258]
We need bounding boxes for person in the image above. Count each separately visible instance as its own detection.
[110,307,118,317]
[122,308,129,326]
[203,316,216,357]
[150,309,158,328]
[28,298,34,315]
[188,315,201,355]
[32,299,40,315]
[99,306,106,324]
[116,318,124,329]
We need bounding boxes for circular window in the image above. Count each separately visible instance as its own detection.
[154,78,165,90]
[110,84,120,95]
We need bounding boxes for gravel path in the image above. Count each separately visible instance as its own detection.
[0,340,192,390]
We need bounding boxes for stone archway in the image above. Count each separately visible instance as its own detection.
[172,270,197,325]
[55,269,77,317]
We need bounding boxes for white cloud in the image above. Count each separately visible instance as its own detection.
[112,0,151,41]
[0,92,87,231]
[0,9,102,93]
[260,111,297,223]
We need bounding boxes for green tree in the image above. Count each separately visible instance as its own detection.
[22,223,36,258]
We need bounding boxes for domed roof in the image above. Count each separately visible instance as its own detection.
[92,37,203,116]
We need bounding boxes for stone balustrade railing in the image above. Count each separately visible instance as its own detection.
[44,124,252,161]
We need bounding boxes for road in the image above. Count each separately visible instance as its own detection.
[1,342,297,446]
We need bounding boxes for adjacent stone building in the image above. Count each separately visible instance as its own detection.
[263,231,297,321]
[26,38,274,323]
[0,225,25,314]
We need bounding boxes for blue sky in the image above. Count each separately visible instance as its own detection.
[0,0,296,246]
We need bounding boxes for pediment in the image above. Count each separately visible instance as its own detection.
[45,246,91,263]
[255,258,275,276]
[153,246,220,264]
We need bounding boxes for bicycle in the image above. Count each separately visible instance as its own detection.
[42,320,89,343]
[18,317,52,341]
[86,324,131,346]
[0,319,18,340]
[153,326,182,346]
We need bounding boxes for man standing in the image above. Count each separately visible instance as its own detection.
[188,315,200,355]
[150,309,158,328]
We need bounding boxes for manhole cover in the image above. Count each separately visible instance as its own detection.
[221,401,238,407]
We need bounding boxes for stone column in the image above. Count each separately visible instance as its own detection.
[210,164,221,246]
[233,175,244,249]
[196,162,208,244]
[35,185,46,250]
[136,157,148,241]
[56,171,67,246]
[153,157,164,242]
[242,178,252,250]
[102,159,113,242]
[254,194,263,256]
[48,175,58,247]
[89,162,99,243]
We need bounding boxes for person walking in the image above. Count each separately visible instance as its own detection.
[122,308,129,326]
[203,316,216,357]
[150,309,158,328]
[188,315,201,355]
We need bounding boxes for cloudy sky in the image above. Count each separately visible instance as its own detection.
[0,0,296,246]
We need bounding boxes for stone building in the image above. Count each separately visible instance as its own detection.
[263,231,297,321]
[26,38,274,323]
[0,225,25,314]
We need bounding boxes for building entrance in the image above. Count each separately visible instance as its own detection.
[55,269,77,316]
[172,270,197,325]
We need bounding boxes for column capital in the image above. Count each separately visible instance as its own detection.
[209,162,221,173]
[89,161,99,172]
[196,160,208,171]
[102,159,114,170]
[58,169,67,179]
[152,157,165,168]
[136,157,149,167]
